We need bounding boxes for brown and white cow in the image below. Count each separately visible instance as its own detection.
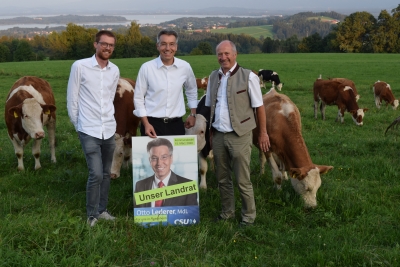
[5,76,56,171]
[185,95,213,189]
[313,78,367,126]
[110,77,140,179]
[329,77,360,102]
[373,81,399,110]
[196,77,208,90]
[253,88,333,208]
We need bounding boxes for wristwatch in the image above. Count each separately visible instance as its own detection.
[190,113,196,117]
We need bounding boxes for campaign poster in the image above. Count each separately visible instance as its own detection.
[132,135,200,227]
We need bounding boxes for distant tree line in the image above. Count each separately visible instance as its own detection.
[1,7,400,62]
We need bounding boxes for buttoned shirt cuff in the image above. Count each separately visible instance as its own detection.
[133,109,147,118]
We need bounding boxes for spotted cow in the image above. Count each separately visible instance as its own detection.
[5,76,56,171]
[373,81,399,110]
[253,88,333,208]
[110,77,140,179]
[313,78,367,126]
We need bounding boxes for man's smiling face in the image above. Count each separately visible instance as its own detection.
[149,145,173,181]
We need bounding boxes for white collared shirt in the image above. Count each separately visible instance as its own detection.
[151,171,171,207]
[133,56,198,118]
[67,54,120,139]
[205,63,263,132]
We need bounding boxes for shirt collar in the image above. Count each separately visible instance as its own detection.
[218,62,238,76]
[91,54,110,69]
[156,56,178,69]
[154,171,172,186]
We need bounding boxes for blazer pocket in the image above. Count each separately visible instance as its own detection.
[236,89,246,94]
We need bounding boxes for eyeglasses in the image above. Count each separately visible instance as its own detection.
[150,154,171,162]
[97,42,115,49]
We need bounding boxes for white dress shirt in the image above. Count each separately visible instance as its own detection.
[67,54,120,139]
[133,56,198,118]
[205,63,263,132]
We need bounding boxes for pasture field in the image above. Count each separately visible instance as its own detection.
[210,25,273,39]
[1,53,400,266]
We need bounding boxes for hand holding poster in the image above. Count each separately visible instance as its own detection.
[132,136,199,227]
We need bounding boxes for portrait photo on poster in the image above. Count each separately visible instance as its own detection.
[132,135,200,227]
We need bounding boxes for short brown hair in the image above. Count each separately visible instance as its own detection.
[95,30,116,43]
[157,29,178,44]
[147,138,173,155]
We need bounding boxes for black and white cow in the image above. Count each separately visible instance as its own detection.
[258,69,283,91]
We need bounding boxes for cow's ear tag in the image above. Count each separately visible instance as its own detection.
[13,111,18,118]
[45,110,50,115]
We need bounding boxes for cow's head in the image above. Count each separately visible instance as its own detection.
[350,108,368,126]
[290,165,333,208]
[9,98,56,139]
[185,114,207,153]
[393,100,399,110]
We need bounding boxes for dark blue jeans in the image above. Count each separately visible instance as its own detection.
[79,132,116,218]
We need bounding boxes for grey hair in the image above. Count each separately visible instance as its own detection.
[157,29,179,44]
[147,138,173,155]
[216,40,237,54]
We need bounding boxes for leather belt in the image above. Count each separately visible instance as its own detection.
[149,117,181,123]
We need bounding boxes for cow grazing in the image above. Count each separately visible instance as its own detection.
[196,77,208,90]
[185,95,213,189]
[329,77,360,102]
[373,81,399,110]
[110,77,140,179]
[258,69,283,91]
[5,76,56,171]
[253,88,333,208]
[313,78,367,126]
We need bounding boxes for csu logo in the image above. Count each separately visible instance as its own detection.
[174,219,196,225]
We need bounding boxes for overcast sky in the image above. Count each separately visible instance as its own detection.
[2,0,399,14]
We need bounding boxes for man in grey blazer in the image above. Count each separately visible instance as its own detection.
[134,138,198,208]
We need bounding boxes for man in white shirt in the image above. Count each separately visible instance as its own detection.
[67,30,120,227]
[205,40,270,226]
[133,29,198,137]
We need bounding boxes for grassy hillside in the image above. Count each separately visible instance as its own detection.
[1,53,400,266]
[210,25,273,39]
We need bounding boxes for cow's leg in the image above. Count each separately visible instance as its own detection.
[258,148,266,175]
[10,137,25,171]
[314,100,319,119]
[47,118,56,163]
[122,133,132,169]
[266,153,284,190]
[199,153,208,189]
[273,154,288,181]
[336,109,345,123]
[374,95,381,109]
[320,102,326,120]
[208,150,215,171]
[123,145,131,169]
[110,134,124,179]
[32,138,42,170]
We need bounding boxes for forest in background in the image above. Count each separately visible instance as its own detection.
[0,5,400,62]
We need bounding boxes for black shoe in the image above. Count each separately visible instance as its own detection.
[238,221,254,227]
[214,215,229,222]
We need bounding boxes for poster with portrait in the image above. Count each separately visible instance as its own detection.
[132,135,200,227]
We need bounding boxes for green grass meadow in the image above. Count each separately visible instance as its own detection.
[1,53,400,266]
[210,25,273,39]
